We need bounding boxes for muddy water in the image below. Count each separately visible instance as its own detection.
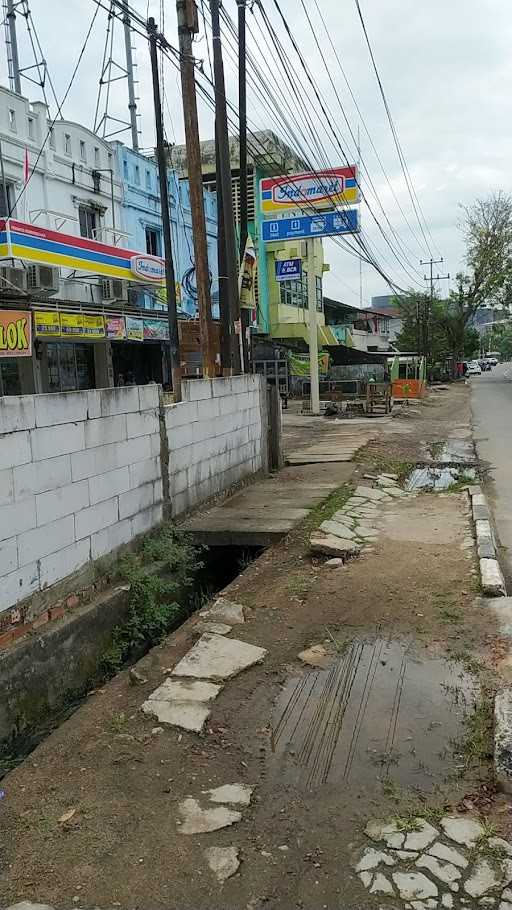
[270,638,477,792]
[406,464,476,491]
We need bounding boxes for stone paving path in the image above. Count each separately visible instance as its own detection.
[355,815,512,909]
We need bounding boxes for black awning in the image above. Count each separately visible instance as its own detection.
[325,344,390,366]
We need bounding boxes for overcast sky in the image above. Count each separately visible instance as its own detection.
[2,0,512,307]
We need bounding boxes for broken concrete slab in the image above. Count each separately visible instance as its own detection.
[310,534,361,558]
[319,519,356,539]
[196,621,233,635]
[177,797,241,834]
[298,644,331,668]
[331,509,357,525]
[204,846,240,882]
[205,783,253,806]
[355,485,392,501]
[427,841,468,868]
[200,597,245,625]
[495,687,512,794]
[356,848,396,872]
[464,859,502,897]
[369,872,394,895]
[325,557,344,567]
[355,526,380,539]
[480,558,507,596]
[381,473,399,480]
[416,854,461,886]
[377,477,399,487]
[365,819,405,849]
[403,820,438,851]
[440,815,484,847]
[392,871,438,900]
[172,633,267,682]
[141,678,222,733]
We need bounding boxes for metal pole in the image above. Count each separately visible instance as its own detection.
[237,0,247,261]
[122,0,139,151]
[0,140,9,217]
[148,17,182,400]
[210,0,241,373]
[216,120,231,372]
[109,168,116,234]
[6,0,21,95]
[307,239,320,414]
[176,0,216,378]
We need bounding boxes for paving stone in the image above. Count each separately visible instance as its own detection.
[358,871,373,888]
[489,838,512,857]
[396,850,420,859]
[5,905,55,910]
[441,895,454,908]
[377,476,399,487]
[381,473,399,480]
[177,797,242,834]
[428,841,468,868]
[332,510,356,525]
[172,633,267,682]
[200,597,245,624]
[204,845,240,882]
[370,873,395,895]
[356,848,396,872]
[365,819,405,849]
[196,621,233,635]
[464,859,502,897]
[310,533,361,558]
[403,820,439,851]
[440,815,484,846]
[411,902,437,910]
[355,526,380,539]
[384,487,406,497]
[325,557,344,567]
[416,854,461,886]
[141,678,222,733]
[205,783,253,805]
[495,688,512,793]
[503,888,512,900]
[320,519,357,539]
[499,902,512,910]
[392,871,439,900]
[355,485,392,501]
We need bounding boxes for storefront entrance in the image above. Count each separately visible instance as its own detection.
[46,342,95,393]
[0,360,22,395]
[112,341,164,386]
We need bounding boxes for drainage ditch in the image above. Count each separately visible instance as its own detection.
[0,542,264,779]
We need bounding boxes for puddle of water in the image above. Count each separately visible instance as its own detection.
[405,464,476,491]
[270,638,477,792]
[438,439,476,464]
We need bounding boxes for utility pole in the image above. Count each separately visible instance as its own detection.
[420,256,450,361]
[148,17,182,401]
[6,0,21,95]
[210,0,241,373]
[307,239,320,415]
[176,0,216,378]
[237,0,251,371]
[122,0,139,151]
[216,121,231,372]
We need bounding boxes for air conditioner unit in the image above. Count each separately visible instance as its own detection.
[100,278,124,301]
[0,266,27,294]
[26,264,60,294]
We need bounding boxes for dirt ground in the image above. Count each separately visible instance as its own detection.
[0,384,508,910]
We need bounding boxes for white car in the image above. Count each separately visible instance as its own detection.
[466,361,482,376]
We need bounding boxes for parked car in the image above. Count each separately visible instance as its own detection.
[467,361,482,376]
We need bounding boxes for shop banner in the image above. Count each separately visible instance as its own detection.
[0,309,32,357]
[238,234,257,310]
[60,313,84,337]
[143,318,169,341]
[34,310,61,337]
[126,316,144,342]
[105,316,126,340]
[289,352,330,377]
[82,315,105,339]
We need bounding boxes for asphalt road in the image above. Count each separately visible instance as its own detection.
[471,362,512,584]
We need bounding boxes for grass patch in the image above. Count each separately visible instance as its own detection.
[301,484,352,536]
[353,454,415,484]
[287,574,311,597]
[110,711,127,733]
[452,689,495,773]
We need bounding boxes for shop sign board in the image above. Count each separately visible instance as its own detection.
[126,316,144,342]
[82,315,105,339]
[60,313,84,337]
[105,316,126,340]
[0,219,165,284]
[275,259,302,282]
[262,209,359,243]
[0,309,32,357]
[34,310,61,337]
[143,318,169,341]
[260,166,358,214]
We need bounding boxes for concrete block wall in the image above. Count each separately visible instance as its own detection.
[164,374,267,516]
[0,385,163,615]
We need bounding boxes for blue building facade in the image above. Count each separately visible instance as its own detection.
[113,142,219,318]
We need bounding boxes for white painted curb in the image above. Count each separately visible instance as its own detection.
[467,485,507,597]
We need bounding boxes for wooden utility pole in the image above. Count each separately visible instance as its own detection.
[147,17,182,400]
[237,0,251,371]
[210,0,241,373]
[216,121,231,372]
[176,0,216,378]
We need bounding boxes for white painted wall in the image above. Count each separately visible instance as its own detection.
[164,375,267,517]
[0,375,268,618]
[0,384,162,614]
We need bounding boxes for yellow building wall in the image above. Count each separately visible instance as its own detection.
[266,237,329,339]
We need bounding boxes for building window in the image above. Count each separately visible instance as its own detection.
[27,117,34,139]
[78,204,98,239]
[145,169,151,190]
[123,159,129,180]
[49,127,55,149]
[94,146,100,167]
[64,133,71,155]
[279,271,323,312]
[0,182,14,218]
[47,343,95,393]
[107,151,113,168]
[134,164,140,185]
[145,226,161,257]
[79,140,86,162]
[8,109,16,132]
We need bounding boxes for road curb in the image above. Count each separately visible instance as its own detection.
[467,485,507,597]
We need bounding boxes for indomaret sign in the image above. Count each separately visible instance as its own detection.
[0,219,165,284]
[260,166,358,214]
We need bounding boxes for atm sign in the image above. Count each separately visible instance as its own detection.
[0,310,32,357]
